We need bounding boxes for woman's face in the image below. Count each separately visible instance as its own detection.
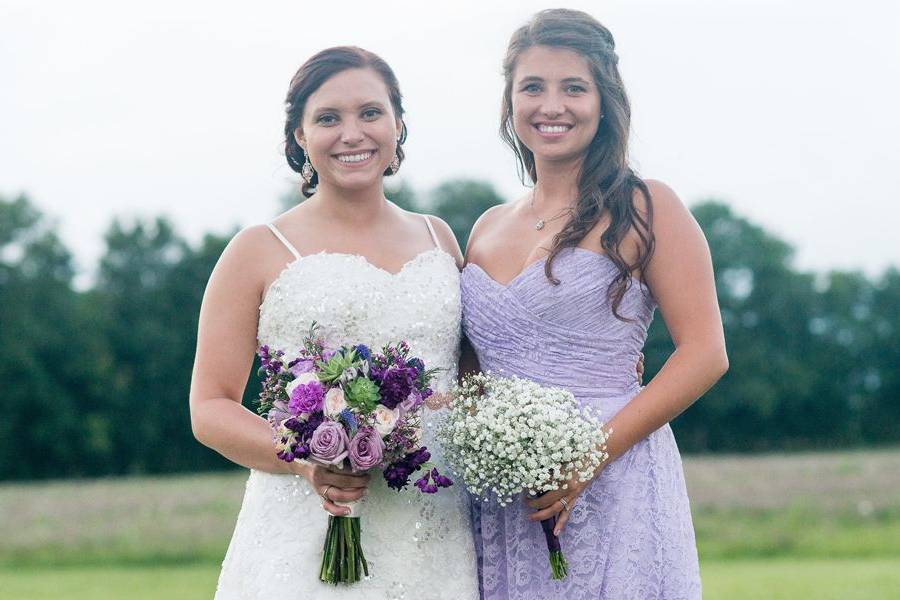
[296,68,401,193]
[511,45,601,166]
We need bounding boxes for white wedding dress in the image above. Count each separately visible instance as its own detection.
[214,217,479,600]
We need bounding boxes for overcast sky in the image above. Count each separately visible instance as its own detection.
[2,0,898,285]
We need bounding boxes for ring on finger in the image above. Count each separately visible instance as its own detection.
[558,497,570,512]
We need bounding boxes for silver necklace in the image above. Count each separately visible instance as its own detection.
[530,188,573,230]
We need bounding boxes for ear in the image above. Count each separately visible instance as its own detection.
[395,117,403,141]
[293,127,306,150]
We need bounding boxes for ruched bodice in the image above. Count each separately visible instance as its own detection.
[462,247,654,412]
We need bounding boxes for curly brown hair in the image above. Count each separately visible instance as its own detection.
[284,46,408,197]
[501,9,655,319]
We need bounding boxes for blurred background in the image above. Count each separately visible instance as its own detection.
[1,0,898,598]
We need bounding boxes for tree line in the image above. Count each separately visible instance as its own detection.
[0,182,897,480]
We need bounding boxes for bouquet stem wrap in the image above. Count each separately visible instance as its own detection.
[538,509,569,580]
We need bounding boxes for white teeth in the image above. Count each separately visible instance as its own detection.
[336,152,373,163]
[538,125,570,133]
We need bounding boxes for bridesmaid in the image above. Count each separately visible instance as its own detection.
[461,9,727,599]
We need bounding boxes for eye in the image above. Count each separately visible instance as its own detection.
[361,107,382,120]
[317,113,338,125]
[566,84,587,94]
[520,82,542,94]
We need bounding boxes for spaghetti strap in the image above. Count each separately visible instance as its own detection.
[266,223,301,260]
[423,215,442,251]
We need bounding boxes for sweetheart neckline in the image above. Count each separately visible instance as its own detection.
[462,247,637,289]
[260,247,456,308]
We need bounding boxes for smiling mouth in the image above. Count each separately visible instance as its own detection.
[334,150,375,164]
[534,123,573,134]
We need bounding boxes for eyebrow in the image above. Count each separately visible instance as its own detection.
[517,76,592,85]
[312,100,387,114]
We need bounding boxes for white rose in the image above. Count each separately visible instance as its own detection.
[285,371,319,396]
[324,387,347,417]
[372,405,400,436]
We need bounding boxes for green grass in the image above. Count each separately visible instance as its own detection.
[2,559,898,600]
[1,448,899,596]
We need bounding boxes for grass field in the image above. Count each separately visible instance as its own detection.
[2,448,899,598]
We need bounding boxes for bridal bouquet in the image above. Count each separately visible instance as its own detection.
[438,373,609,580]
[256,323,452,585]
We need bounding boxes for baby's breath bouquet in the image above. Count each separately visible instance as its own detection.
[438,373,610,580]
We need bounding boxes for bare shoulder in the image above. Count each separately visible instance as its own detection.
[209,224,282,292]
[465,200,514,256]
[639,178,690,222]
[425,214,464,268]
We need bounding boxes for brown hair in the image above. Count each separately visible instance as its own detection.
[284,46,408,197]
[501,9,654,319]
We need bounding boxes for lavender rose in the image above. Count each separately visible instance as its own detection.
[289,359,315,377]
[309,420,349,465]
[348,427,385,471]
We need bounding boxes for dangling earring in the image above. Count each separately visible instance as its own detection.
[389,152,401,175]
[301,154,315,183]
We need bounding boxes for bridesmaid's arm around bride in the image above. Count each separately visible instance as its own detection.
[188,225,367,516]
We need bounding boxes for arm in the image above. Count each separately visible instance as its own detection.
[189,225,367,515]
[529,181,728,532]
[189,226,290,473]
[601,180,728,463]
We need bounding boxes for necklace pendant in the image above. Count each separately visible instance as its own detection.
[534,219,545,230]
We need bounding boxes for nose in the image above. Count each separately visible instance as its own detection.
[340,120,365,146]
[540,91,565,119]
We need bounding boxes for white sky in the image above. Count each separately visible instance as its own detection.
[2,0,899,285]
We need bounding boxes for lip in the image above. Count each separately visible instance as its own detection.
[532,122,574,138]
[332,149,378,168]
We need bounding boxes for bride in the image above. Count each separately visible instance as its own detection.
[189,46,479,599]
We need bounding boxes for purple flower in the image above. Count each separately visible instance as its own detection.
[348,427,384,471]
[406,357,425,376]
[384,462,412,491]
[379,367,416,409]
[406,447,431,469]
[414,468,450,494]
[354,344,371,360]
[289,359,315,377]
[309,420,349,465]
[399,391,421,414]
[289,381,325,414]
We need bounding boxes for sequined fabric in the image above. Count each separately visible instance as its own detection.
[461,247,702,600]
[214,246,479,600]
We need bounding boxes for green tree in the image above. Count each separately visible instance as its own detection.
[428,179,505,250]
[0,194,108,478]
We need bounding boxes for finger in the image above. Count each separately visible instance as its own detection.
[320,471,370,489]
[525,492,562,510]
[326,486,367,503]
[528,503,564,522]
[553,507,571,536]
[322,499,352,517]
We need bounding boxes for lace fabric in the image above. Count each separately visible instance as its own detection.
[462,247,702,600]
[214,246,479,600]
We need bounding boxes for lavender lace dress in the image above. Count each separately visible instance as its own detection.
[461,247,701,600]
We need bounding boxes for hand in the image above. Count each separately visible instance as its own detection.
[636,351,645,386]
[525,466,605,536]
[291,460,370,516]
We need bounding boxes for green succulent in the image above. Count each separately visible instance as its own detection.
[344,377,380,415]
[316,348,358,384]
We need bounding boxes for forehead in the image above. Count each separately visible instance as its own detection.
[306,67,392,111]
[513,45,594,82]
